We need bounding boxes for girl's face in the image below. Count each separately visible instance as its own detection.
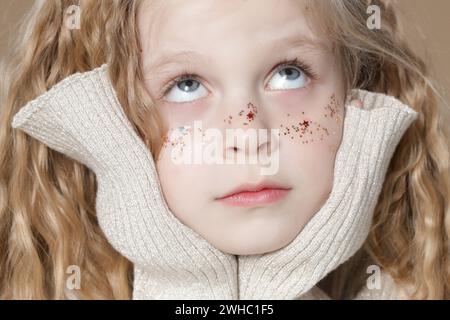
[138,0,345,255]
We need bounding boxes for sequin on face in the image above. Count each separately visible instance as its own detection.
[223,102,259,126]
[278,94,342,144]
[324,93,342,124]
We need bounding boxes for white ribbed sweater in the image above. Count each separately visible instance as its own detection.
[11,64,418,300]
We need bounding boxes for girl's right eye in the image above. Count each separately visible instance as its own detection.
[164,75,209,103]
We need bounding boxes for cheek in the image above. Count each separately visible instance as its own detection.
[156,145,212,221]
[275,92,344,200]
[281,141,337,209]
[156,100,210,130]
[156,149,196,219]
[274,92,344,152]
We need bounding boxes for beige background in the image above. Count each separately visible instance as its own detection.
[1,0,449,112]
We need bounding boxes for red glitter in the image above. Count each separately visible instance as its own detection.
[324,94,339,118]
[234,103,259,124]
[300,120,310,128]
[244,102,258,123]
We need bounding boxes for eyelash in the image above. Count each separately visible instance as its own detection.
[158,57,318,100]
[160,72,198,100]
[272,57,318,81]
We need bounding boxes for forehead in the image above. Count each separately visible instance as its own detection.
[138,0,328,60]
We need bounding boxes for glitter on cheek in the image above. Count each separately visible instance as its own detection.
[243,102,258,125]
[279,117,319,144]
[224,102,259,126]
[161,125,194,159]
[323,93,343,125]
[278,93,342,145]
[247,111,255,121]
[223,115,233,125]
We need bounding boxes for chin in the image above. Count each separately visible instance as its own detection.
[208,228,298,256]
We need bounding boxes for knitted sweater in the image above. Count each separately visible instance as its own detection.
[11,64,418,300]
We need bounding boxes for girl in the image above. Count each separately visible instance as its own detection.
[0,0,449,300]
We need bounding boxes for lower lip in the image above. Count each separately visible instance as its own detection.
[217,188,291,207]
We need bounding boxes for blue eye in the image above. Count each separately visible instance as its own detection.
[164,76,209,103]
[266,66,309,91]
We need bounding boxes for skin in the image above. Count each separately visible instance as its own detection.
[138,0,350,255]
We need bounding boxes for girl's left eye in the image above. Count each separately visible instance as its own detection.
[163,76,209,103]
[265,65,310,91]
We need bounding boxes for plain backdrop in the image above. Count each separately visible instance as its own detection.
[1,0,449,122]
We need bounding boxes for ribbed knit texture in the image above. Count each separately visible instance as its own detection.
[11,64,418,300]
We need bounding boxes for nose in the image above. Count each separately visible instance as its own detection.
[219,98,278,162]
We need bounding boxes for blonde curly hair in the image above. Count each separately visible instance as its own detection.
[0,0,448,299]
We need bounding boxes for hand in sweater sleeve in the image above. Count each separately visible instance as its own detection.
[238,89,419,299]
[11,64,238,299]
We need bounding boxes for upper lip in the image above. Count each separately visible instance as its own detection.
[215,181,292,200]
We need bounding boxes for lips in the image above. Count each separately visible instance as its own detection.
[215,182,292,207]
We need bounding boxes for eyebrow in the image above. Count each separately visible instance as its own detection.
[144,34,327,75]
[269,34,328,52]
[144,50,209,75]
